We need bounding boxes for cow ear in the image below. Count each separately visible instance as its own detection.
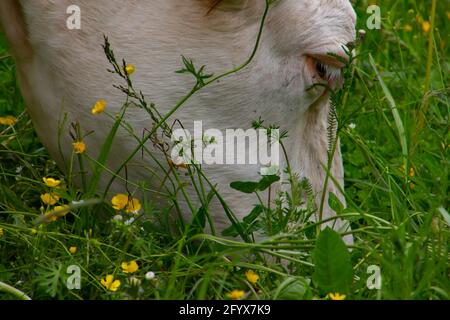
[208,0,249,12]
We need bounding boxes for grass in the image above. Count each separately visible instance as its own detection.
[0,0,448,300]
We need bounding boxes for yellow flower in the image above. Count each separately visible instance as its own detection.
[121,260,139,274]
[422,21,431,33]
[111,194,129,210]
[44,205,69,223]
[409,167,415,178]
[72,141,86,154]
[101,275,121,292]
[0,116,17,126]
[91,99,107,115]
[111,194,141,213]
[245,270,260,285]
[404,24,413,32]
[43,177,61,188]
[125,198,141,214]
[447,12,450,21]
[328,293,346,300]
[44,212,58,223]
[69,246,77,254]
[54,205,70,217]
[40,193,60,205]
[0,228,4,237]
[227,290,245,300]
[124,64,135,75]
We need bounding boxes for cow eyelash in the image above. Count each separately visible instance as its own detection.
[315,61,342,83]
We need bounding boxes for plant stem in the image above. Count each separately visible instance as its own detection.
[0,281,31,300]
[103,0,271,196]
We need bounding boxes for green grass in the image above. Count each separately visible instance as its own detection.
[0,0,448,300]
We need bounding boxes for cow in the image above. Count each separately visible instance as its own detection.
[0,0,356,243]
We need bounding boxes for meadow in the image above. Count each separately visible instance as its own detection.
[0,0,448,300]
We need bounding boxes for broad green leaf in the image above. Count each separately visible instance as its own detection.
[328,192,344,214]
[243,205,264,224]
[257,175,280,191]
[313,227,353,294]
[230,181,259,194]
[274,277,312,300]
[230,175,280,194]
[222,205,264,237]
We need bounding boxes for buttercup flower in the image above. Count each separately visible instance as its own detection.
[44,205,70,223]
[91,99,107,115]
[111,194,141,213]
[121,260,139,274]
[0,116,17,126]
[72,141,86,154]
[111,194,129,210]
[400,165,415,178]
[422,21,430,33]
[245,270,260,285]
[328,293,346,300]
[125,198,141,214]
[40,193,60,205]
[43,177,61,188]
[101,275,121,292]
[69,246,77,254]
[227,290,245,300]
[124,64,135,75]
[44,212,58,223]
[54,205,70,216]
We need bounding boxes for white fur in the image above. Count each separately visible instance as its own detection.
[0,0,356,241]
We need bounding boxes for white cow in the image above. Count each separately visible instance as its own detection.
[0,0,356,242]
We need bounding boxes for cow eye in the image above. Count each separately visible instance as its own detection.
[307,53,347,88]
[315,61,327,80]
[313,59,342,87]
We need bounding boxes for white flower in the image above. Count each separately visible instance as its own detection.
[124,217,135,225]
[113,215,123,222]
[145,271,155,280]
[349,123,356,130]
[260,164,280,176]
